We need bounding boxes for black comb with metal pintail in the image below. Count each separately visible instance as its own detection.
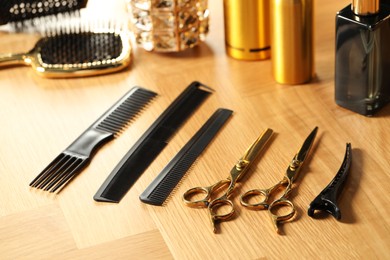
[139,108,233,206]
[0,0,88,25]
[30,87,157,193]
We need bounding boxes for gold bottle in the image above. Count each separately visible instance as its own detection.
[271,0,314,84]
[223,0,271,60]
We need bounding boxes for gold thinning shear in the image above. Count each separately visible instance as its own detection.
[240,127,318,234]
[182,128,274,233]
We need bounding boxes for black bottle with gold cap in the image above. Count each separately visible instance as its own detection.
[335,0,390,116]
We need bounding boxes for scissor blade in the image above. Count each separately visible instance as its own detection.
[242,128,274,163]
[296,126,318,162]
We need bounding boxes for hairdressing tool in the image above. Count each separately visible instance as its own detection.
[0,0,88,25]
[183,128,273,233]
[140,108,233,206]
[0,28,131,78]
[308,143,352,220]
[94,81,213,203]
[223,0,270,60]
[240,127,318,234]
[271,0,314,84]
[30,87,157,193]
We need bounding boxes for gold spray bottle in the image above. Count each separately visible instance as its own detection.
[270,0,314,84]
[223,0,271,60]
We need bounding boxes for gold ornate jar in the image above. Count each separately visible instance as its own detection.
[127,0,209,52]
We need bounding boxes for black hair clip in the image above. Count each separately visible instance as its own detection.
[308,143,352,220]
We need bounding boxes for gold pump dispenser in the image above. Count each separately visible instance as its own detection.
[271,0,314,84]
[351,0,379,15]
[223,0,270,60]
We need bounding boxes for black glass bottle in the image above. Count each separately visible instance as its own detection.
[335,0,390,116]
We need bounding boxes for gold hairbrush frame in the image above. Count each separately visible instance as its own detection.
[0,31,132,78]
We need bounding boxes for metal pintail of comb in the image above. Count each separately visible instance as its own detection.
[308,143,352,220]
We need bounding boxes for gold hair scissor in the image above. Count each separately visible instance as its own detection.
[183,128,273,233]
[240,127,318,234]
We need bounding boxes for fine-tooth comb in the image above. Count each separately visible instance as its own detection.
[0,0,88,26]
[94,81,213,203]
[0,24,131,78]
[30,87,157,193]
[139,108,233,206]
[308,143,352,220]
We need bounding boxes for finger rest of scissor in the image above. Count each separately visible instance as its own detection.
[240,189,270,210]
[209,198,235,220]
[182,186,211,208]
[268,198,296,233]
[208,198,235,233]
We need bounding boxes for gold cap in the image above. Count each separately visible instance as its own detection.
[351,0,379,15]
[223,0,270,60]
[271,0,314,84]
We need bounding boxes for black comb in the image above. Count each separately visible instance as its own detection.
[94,81,213,203]
[139,108,233,206]
[308,143,352,220]
[30,87,157,193]
[0,0,88,25]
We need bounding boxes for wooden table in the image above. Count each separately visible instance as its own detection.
[1,0,389,259]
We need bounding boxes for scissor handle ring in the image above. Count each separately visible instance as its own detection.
[182,186,210,208]
[209,198,235,221]
[268,198,296,222]
[240,189,269,210]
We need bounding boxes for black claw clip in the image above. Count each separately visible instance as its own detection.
[308,143,352,220]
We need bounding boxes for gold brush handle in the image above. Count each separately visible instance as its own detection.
[0,53,29,67]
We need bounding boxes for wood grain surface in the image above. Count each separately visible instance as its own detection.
[1,0,389,259]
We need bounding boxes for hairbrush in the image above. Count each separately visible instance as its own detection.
[0,25,131,78]
[0,0,88,25]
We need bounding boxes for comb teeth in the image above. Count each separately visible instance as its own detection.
[139,108,233,206]
[30,87,157,193]
[95,89,157,135]
[30,153,87,192]
[94,81,214,203]
[147,151,199,205]
[0,0,88,25]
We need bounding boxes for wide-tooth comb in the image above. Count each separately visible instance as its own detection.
[139,108,233,206]
[30,87,157,193]
[0,0,88,25]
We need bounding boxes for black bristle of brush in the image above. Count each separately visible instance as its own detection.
[0,0,88,25]
[35,18,127,65]
[39,32,123,65]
